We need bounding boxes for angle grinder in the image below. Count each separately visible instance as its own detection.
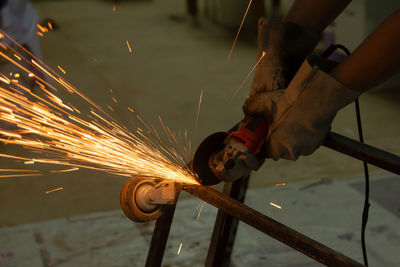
[191,117,269,185]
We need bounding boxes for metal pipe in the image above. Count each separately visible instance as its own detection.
[324,132,400,175]
[184,184,364,267]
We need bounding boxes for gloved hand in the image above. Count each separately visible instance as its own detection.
[250,18,320,95]
[243,56,361,160]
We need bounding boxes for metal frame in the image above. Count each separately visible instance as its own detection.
[143,132,400,267]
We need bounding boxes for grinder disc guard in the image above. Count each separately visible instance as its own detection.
[191,132,228,185]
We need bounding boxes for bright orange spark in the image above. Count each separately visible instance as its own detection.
[195,90,203,131]
[0,169,39,172]
[37,31,44,37]
[48,22,53,30]
[45,187,64,194]
[269,202,282,209]
[0,173,42,178]
[196,201,204,222]
[0,76,10,84]
[57,65,66,74]
[113,4,116,12]
[37,24,46,33]
[227,0,254,62]
[275,183,286,186]
[112,97,118,103]
[227,51,266,105]
[0,30,198,185]
[14,54,22,61]
[49,167,79,173]
[126,41,132,53]
[177,242,183,255]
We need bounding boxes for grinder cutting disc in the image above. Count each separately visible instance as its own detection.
[191,132,228,185]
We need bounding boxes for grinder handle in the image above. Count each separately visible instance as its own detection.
[228,117,269,156]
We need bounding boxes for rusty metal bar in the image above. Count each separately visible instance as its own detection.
[324,132,400,175]
[205,176,250,267]
[184,184,364,267]
[145,204,176,267]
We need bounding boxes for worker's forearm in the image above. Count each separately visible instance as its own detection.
[285,0,351,32]
[331,9,400,92]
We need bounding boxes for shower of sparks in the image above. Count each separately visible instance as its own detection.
[269,202,282,209]
[0,30,199,185]
[45,187,64,194]
[126,41,132,53]
[177,242,183,255]
[57,65,66,74]
[227,51,265,105]
[275,183,286,186]
[227,0,254,62]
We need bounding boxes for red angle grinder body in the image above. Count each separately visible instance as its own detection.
[192,117,269,185]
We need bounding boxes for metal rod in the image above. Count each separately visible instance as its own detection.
[184,185,364,267]
[324,132,400,175]
[145,204,176,267]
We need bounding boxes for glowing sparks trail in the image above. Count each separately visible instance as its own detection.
[0,173,43,178]
[45,187,64,194]
[0,30,199,185]
[195,90,203,131]
[275,183,286,186]
[126,41,132,53]
[177,242,183,255]
[196,201,204,222]
[269,202,282,209]
[227,0,254,62]
[49,167,79,173]
[57,65,66,74]
[227,51,266,105]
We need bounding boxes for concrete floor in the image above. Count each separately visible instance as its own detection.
[0,0,399,235]
[1,172,399,266]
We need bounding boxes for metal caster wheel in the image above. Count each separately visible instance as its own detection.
[120,177,162,223]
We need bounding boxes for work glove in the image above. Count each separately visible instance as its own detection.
[243,55,361,160]
[250,18,320,95]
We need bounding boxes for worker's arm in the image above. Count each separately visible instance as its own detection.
[285,0,351,32]
[250,0,351,96]
[331,9,400,91]
[244,8,400,160]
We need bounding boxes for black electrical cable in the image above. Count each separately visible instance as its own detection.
[355,98,371,267]
[322,44,370,266]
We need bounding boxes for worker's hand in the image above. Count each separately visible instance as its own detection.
[244,56,361,160]
[250,18,320,95]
